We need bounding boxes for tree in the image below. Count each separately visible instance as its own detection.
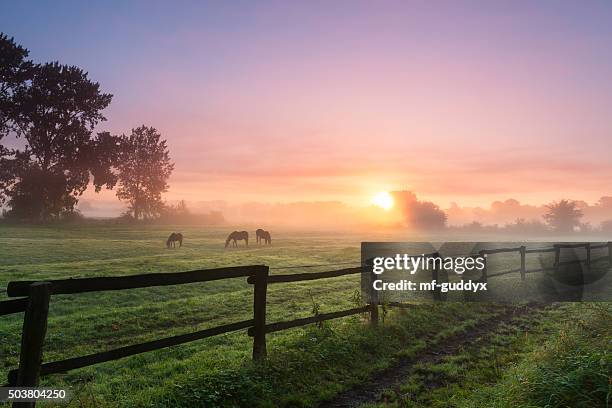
[0,33,34,204]
[391,190,447,230]
[3,58,118,220]
[543,199,583,233]
[116,126,174,220]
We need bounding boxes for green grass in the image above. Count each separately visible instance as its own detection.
[363,303,611,408]
[453,303,612,408]
[0,225,609,407]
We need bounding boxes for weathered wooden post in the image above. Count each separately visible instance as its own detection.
[519,246,526,280]
[479,250,488,283]
[369,301,379,326]
[432,252,442,301]
[367,258,379,326]
[14,282,52,408]
[251,266,269,361]
[554,244,561,274]
[585,243,591,270]
[431,263,438,301]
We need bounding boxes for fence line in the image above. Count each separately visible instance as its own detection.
[251,267,361,284]
[271,261,359,270]
[476,242,612,283]
[6,265,263,297]
[2,241,611,407]
[0,298,28,316]
[2,264,375,407]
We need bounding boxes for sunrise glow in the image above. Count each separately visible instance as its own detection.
[372,191,394,211]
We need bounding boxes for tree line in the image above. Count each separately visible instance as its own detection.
[0,34,174,221]
[392,191,588,234]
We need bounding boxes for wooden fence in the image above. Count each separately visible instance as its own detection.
[477,242,612,282]
[1,241,610,407]
[0,264,370,407]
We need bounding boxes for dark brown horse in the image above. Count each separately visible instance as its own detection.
[166,232,183,248]
[225,231,248,248]
[256,228,271,245]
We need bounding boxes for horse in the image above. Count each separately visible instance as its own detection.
[225,231,248,248]
[256,229,271,245]
[166,232,183,248]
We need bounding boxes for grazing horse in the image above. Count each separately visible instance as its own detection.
[166,232,183,248]
[256,229,271,245]
[225,231,248,248]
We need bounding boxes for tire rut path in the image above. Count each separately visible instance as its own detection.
[318,303,546,408]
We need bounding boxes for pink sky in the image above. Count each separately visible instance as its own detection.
[4,2,612,212]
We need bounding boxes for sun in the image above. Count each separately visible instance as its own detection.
[372,191,394,210]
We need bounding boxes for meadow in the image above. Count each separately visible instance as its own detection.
[0,224,610,407]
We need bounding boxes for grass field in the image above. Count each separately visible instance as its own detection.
[0,225,610,407]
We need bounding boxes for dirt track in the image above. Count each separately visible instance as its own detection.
[318,303,547,408]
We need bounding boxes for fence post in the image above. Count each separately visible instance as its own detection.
[479,250,488,283]
[519,246,526,280]
[554,245,560,274]
[367,258,379,326]
[369,303,379,326]
[14,282,51,408]
[431,263,439,301]
[585,243,591,270]
[251,266,269,361]
[432,252,442,301]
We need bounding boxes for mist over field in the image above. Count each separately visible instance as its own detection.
[1,2,611,407]
[74,193,612,234]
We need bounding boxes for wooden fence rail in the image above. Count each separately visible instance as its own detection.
[6,265,263,297]
[2,242,611,407]
[0,298,28,316]
[2,263,370,407]
[476,242,612,282]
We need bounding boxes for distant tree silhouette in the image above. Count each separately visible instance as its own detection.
[601,220,612,233]
[392,190,447,230]
[543,199,583,233]
[2,60,117,220]
[116,126,174,220]
[504,217,548,235]
[0,33,34,204]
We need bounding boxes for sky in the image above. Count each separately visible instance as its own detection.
[2,1,612,215]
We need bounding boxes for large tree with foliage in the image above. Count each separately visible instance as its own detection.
[2,52,119,220]
[543,199,583,233]
[116,126,174,220]
[0,33,34,204]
